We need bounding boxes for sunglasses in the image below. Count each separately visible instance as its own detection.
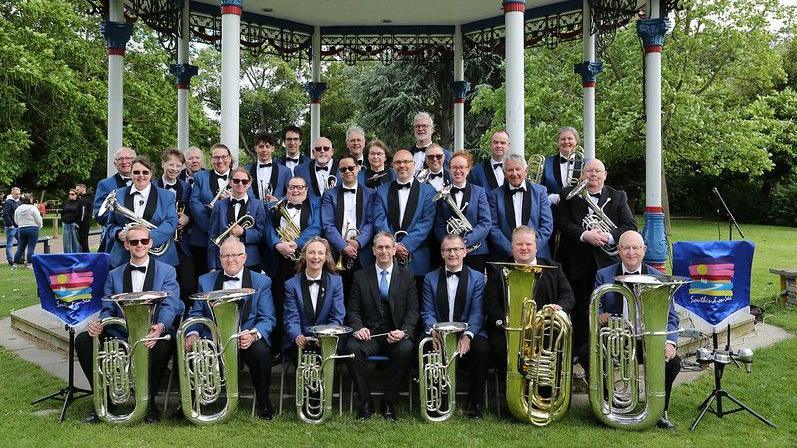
[338,166,356,173]
[231,178,250,185]
[128,238,151,246]
[132,170,150,176]
[314,146,332,152]
[426,154,444,161]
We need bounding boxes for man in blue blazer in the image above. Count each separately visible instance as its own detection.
[75,224,183,423]
[94,147,136,253]
[276,125,308,175]
[579,230,681,429]
[294,136,340,200]
[283,237,346,359]
[421,234,490,419]
[184,236,277,420]
[540,127,586,206]
[487,154,553,261]
[208,168,267,272]
[246,132,291,203]
[321,156,375,297]
[372,149,437,296]
[189,143,234,275]
[468,130,509,191]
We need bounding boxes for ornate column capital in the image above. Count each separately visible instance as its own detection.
[169,64,199,89]
[219,0,243,15]
[100,21,133,56]
[450,80,471,103]
[502,0,526,13]
[574,61,604,87]
[305,82,328,103]
[636,18,669,53]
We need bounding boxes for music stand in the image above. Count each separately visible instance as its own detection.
[689,327,776,431]
[30,324,92,422]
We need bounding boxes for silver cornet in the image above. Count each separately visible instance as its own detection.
[207,181,232,209]
[434,185,480,252]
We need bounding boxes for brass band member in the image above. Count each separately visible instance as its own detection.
[424,144,450,192]
[179,146,206,187]
[246,132,291,202]
[345,231,418,421]
[277,125,307,175]
[421,234,489,419]
[294,136,339,201]
[184,236,277,420]
[76,224,183,423]
[541,127,584,206]
[345,125,367,174]
[409,112,451,173]
[363,139,396,189]
[468,130,508,190]
[93,147,136,253]
[157,148,195,302]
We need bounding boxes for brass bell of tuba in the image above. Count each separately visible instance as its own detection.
[588,274,690,430]
[418,321,468,422]
[92,291,172,424]
[490,262,573,426]
[176,288,256,424]
[295,325,354,424]
[98,190,170,256]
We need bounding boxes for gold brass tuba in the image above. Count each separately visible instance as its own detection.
[418,321,468,422]
[588,274,690,430]
[296,325,354,424]
[434,185,480,252]
[176,288,256,424]
[93,291,172,424]
[98,190,170,256]
[491,262,573,426]
[527,154,545,184]
[271,199,302,261]
[212,214,255,247]
[566,178,619,256]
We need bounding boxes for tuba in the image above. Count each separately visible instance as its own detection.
[212,214,255,247]
[98,190,170,256]
[588,274,690,430]
[566,179,619,256]
[527,154,545,184]
[434,185,480,252]
[564,146,585,186]
[491,262,573,426]
[93,291,172,424]
[271,199,302,261]
[176,288,256,424]
[296,325,354,424]
[418,321,468,422]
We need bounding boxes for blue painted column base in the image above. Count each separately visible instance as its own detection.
[642,209,668,272]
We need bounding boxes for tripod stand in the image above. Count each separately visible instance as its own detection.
[689,331,777,431]
[30,325,92,422]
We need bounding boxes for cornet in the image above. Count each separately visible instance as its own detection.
[336,224,360,271]
[213,214,255,247]
[98,190,169,256]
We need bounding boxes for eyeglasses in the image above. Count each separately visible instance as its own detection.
[414,124,430,129]
[314,146,332,152]
[132,170,150,176]
[220,253,245,260]
[339,166,356,173]
[287,185,307,191]
[231,178,250,185]
[619,245,644,252]
[127,238,151,246]
[441,247,466,254]
[284,137,300,141]
[450,165,468,171]
[584,169,605,174]
[393,160,413,165]
[115,156,134,162]
[211,155,230,161]
[426,154,444,161]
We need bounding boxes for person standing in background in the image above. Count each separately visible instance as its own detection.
[61,189,82,253]
[13,194,43,269]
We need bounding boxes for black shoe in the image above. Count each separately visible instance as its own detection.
[258,402,274,420]
[82,412,100,424]
[656,415,675,429]
[356,400,374,421]
[170,406,185,421]
[271,352,283,365]
[144,406,161,424]
[467,403,482,420]
[381,400,397,422]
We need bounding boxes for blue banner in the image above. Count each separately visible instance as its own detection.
[672,241,754,326]
[32,253,111,326]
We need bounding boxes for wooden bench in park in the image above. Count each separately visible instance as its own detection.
[770,268,797,305]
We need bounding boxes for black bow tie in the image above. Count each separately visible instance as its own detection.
[285,157,299,163]
[131,190,142,196]
[559,156,570,164]
[287,203,302,210]
[231,198,245,206]
[315,165,329,172]
[429,172,443,179]
[589,192,601,199]
[411,147,424,154]
[450,187,465,195]
[342,187,356,194]
[163,183,177,191]
[258,162,272,168]
[222,274,240,283]
[625,271,641,276]
[216,173,228,181]
[396,182,411,190]
[306,278,322,286]
[354,159,364,165]
[129,265,146,273]
[510,187,526,195]
[446,270,460,278]
[493,162,503,170]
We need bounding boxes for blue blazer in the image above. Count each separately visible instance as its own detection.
[155,177,192,257]
[468,158,503,192]
[207,196,267,270]
[421,266,485,337]
[100,259,183,339]
[594,263,679,344]
[189,269,276,347]
[265,196,322,253]
[293,160,341,200]
[188,169,231,248]
[320,183,376,267]
[106,186,178,267]
[283,272,345,350]
[541,154,587,195]
[433,183,491,256]
[487,180,553,260]
[372,179,437,276]
[245,161,291,201]
[94,173,130,254]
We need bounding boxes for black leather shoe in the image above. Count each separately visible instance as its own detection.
[356,400,374,420]
[467,403,482,420]
[258,402,274,420]
[381,400,397,422]
[144,406,161,424]
[170,406,185,421]
[656,415,675,429]
[271,352,283,365]
[82,412,100,424]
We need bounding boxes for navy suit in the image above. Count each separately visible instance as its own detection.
[468,159,503,191]
[541,154,586,195]
[487,180,554,260]
[106,186,178,267]
[320,183,375,268]
[94,173,130,253]
[294,160,341,200]
[372,180,437,276]
[207,195,267,270]
[283,272,345,351]
[245,161,291,201]
[433,183,491,257]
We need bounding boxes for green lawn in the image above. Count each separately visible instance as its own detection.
[0,219,795,447]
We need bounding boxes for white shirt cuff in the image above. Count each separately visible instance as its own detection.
[464,331,474,339]
[579,231,588,242]
[665,340,677,347]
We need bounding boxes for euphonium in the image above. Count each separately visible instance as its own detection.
[336,224,360,271]
[212,214,255,247]
[566,179,619,256]
[418,321,468,422]
[98,190,170,256]
[176,288,256,424]
[92,291,171,424]
[491,262,572,426]
[588,274,689,430]
[271,199,301,261]
[564,146,584,186]
[527,154,545,184]
[295,325,354,424]
[434,185,481,252]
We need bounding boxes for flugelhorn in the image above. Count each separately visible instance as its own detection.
[588,274,690,430]
[296,325,354,424]
[527,154,545,184]
[176,288,256,424]
[336,224,360,271]
[271,199,301,261]
[566,179,619,256]
[415,168,431,183]
[434,185,480,252]
[489,262,572,426]
[98,190,170,256]
[93,291,172,424]
[213,214,254,247]
[418,321,468,422]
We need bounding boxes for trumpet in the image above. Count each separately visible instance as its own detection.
[175,202,186,243]
[336,224,360,271]
[564,146,584,186]
[566,179,618,256]
[527,154,545,184]
[296,325,354,424]
[98,190,170,256]
[434,185,480,252]
[394,230,411,266]
[272,199,301,261]
[207,182,232,209]
[418,322,468,421]
[213,214,254,247]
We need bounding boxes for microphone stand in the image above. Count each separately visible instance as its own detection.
[711,187,745,241]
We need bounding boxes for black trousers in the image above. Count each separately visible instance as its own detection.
[271,256,298,353]
[75,331,173,404]
[240,338,273,410]
[77,223,90,252]
[176,251,197,308]
[345,336,414,405]
[486,329,508,380]
[189,244,209,278]
[569,274,596,362]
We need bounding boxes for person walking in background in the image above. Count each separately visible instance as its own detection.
[74,184,92,252]
[3,187,21,267]
[61,189,82,253]
[13,194,43,268]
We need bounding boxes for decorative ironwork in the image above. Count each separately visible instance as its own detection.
[589,0,640,58]
[125,0,182,56]
[321,32,453,66]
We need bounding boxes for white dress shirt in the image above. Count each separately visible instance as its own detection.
[397,180,413,226]
[428,170,445,192]
[412,144,430,173]
[445,271,459,322]
[129,257,150,292]
[559,155,570,187]
[315,162,333,196]
[215,170,231,192]
[306,272,322,313]
[341,184,357,234]
[256,161,273,198]
[490,158,505,186]
[131,183,151,219]
[510,185,525,228]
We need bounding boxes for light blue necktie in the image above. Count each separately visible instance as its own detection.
[379,269,389,302]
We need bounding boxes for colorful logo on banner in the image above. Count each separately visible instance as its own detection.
[32,253,111,326]
[672,241,754,326]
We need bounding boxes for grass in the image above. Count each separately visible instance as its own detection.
[0,219,795,447]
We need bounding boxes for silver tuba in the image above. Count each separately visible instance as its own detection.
[176,288,256,424]
[93,291,172,424]
[296,325,354,424]
[566,178,619,256]
[212,214,255,247]
[418,321,468,422]
[434,185,480,252]
[98,190,170,256]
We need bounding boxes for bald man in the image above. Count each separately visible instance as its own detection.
[294,137,340,200]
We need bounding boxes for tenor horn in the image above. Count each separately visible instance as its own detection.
[566,179,619,256]
[296,325,354,424]
[93,291,172,424]
[98,190,170,256]
[588,274,690,430]
[490,262,573,426]
[213,214,255,247]
[418,321,468,422]
[434,185,480,253]
[176,288,256,424]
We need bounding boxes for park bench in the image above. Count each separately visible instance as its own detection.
[769,268,797,305]
[0,236,52,254]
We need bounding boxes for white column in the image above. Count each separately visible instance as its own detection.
[581,0,597,160]
[453,25,465,151]
[220,0,242,165]
[503,0,526,157]
[310,25,322,154]
[104,0,130,176]
[176,0,191,151]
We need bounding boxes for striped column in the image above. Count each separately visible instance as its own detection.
[101,0,133,176]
